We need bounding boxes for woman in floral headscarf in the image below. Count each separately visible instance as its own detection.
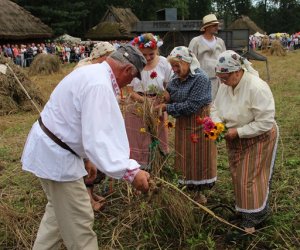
[211,50,278,233]
[155,46,217,204]
[124,33,173,168]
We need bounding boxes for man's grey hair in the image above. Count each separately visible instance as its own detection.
[109,51,138,75]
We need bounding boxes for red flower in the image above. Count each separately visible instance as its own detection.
[203,117,215,132]
[190,134,199,143]
[196,116,204,125]
[139,43,144,49]
[150,71,158,79]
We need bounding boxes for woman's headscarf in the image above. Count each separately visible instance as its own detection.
[215,50,259,76]
[168,46,200,74]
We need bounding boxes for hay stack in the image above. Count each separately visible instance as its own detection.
[0,56,45,115]
[261,35,270,53]
[29,54,61,75]
[270,39,286,56]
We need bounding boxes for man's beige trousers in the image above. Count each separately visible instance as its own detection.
[33,178,98,250]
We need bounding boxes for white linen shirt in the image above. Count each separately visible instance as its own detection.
[21,62,139,181]
[128,56,172,92]
[211,71,275,138]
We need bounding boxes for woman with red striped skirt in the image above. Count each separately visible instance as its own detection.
[124,33,173,168]
[155,46,217,204]
[211,50,278,233]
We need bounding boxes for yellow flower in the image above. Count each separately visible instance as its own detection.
[140,127,146,133]
[136,107,142,114]
[208,129,219,140]
[216,123,225,133]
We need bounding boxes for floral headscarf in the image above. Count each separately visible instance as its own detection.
[90,42,115,59]
[168,46,200,74]
[215,50,259,76]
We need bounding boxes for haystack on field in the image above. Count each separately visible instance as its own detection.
[28,53,61,76]
[0,57,45,115]
[270,39,287,56]
[0,50,299,249]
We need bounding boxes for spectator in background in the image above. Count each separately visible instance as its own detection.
[189,14,226,100]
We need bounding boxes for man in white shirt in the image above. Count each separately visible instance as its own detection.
[21,44,149,249]
[189,14,226,100]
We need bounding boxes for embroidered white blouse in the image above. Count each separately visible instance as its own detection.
[128,56,173,93]
[21,62,139,181]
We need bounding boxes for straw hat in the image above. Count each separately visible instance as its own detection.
[200,14,219,31]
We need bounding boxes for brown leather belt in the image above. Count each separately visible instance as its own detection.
[137,92,157,97]
[38,117,79,157]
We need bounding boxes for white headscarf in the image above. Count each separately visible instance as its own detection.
[215,50,259,76]
[168,46,200,74]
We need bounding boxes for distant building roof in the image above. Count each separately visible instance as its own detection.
[228,15,264,35]
[0,0,53,40]
[85,6,139,40]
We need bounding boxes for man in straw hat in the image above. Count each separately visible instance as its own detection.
[21,44,149,249]
[189,13,226,100]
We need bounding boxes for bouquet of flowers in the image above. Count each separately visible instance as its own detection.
[191,116,227,143]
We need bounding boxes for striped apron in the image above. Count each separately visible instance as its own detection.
[124,101,169,166]
[175,105,217,185]
[226,123,279,213]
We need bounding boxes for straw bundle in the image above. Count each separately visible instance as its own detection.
[270,39,286,56]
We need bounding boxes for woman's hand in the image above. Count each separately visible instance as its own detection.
[163,91,170,103]
[225,128,239,140]
[154,103,166,113]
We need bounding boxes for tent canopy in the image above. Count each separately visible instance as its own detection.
[253,31,265,37]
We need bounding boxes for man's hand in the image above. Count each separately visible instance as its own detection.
[132,170,150,193]
[84,160,97,184]
[225,128,239,140]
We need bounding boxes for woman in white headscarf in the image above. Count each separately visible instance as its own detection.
[155,46,217,204]
[211,50,278,233]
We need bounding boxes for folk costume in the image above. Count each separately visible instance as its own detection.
[166,46,217,190]
[211,50,278,228]
[124,34,173,168]
[189,14,226,100]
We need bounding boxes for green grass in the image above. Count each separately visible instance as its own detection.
[0,51,300,249]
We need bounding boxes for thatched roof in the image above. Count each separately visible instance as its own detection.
[0,0,53,40]
[228,15,264,35]
[101,6,139,29]
[85,6,139,40]
[85,22,133,40]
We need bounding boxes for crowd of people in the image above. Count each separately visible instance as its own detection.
[0,40,126,67]
[249,32,300,51]
[20,13,279,249]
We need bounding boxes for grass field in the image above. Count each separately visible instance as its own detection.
[0,50,299,249]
